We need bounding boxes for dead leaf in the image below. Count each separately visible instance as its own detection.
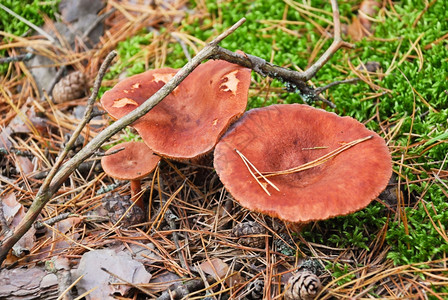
[347,16,366,41]
[1,192,36,261]
[8,104,48,135]
[0,127,12,150]
[347,0,381,41]
[35,217,83,260]
[74,248,152,300]
[15,156,34,175]
[199,257,229,281]
[1,192,21,225]
[112,97,139,108]
[359,0,381,30]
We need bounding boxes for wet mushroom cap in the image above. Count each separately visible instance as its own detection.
[100,59,251,160]
[101,141,160,180]
[214,104,392,223]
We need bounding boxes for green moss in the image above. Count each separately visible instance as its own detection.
[0,0,59,73]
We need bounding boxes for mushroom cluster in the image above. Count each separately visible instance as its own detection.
[101,59,251,160]
[100,58,251,213]
[100,58,392,224]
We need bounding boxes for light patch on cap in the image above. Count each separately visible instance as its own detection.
[212,118,218,126]
[219,70,239,95]
[152,72,179,94]
[152,73,176,84]
[112,97,138,108]
[132,83,141,89]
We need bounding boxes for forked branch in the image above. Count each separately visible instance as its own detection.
[211,0,354,106]
[0,18,246,264]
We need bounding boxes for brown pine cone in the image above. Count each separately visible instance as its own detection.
[284,270,322,300]
[102,193,145,227]
[231,221,266,248]
[52,71,87,103]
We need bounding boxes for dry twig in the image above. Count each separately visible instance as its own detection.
[0,17,247,265]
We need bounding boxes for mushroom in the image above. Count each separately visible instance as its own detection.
[101,141,160,210]
[214,104,392,223]
[100,59,251,160]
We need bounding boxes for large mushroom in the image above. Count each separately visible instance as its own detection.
[214,104,392,223]
[101,141,160,210]
[100,59,251,160]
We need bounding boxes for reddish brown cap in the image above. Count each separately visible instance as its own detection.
[214,104,392,223]
[100,60,251,159]
[101,141,160,180]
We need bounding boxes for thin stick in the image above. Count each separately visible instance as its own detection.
[261,136,372,178]
[0,18,247,264]
[301,0,354,81]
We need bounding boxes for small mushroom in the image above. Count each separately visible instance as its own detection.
[100,59,251,160]
[214,104,392,223]
[101,141,160,210]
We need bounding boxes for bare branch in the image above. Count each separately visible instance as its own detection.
[301,0,354,81]
[0,18,247,265]
[211,0,354,106]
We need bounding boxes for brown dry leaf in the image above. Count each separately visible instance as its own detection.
[74,248,152,300]
[1,192,36,261]
[347,16,366,41]
[0,127,12,150]
[199,257,229,281]
[8,104,48,135]
[15,156,34,175]
[1,192,22,225]
[112,97,138,108]
[348,0,381,41]
[359,0,381,30]
[35,217,83,260]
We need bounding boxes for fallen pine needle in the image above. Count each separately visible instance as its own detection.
[261,135,373,178]
[235,148,280,196]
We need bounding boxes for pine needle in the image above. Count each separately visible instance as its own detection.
[261,135,373,178]
[235,148,280,196]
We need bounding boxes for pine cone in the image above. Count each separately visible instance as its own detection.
[52,71,87,103]
[284,270,322,300]
[102,193,145,227]
[231,221,266,248]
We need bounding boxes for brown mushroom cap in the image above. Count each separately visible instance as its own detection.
[214,104,392,223]
[100,59,251,159]
[101,141,160,180]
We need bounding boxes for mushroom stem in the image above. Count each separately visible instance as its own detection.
[130,180,144,210]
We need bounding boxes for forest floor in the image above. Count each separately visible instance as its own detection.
[1,0,448,299]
